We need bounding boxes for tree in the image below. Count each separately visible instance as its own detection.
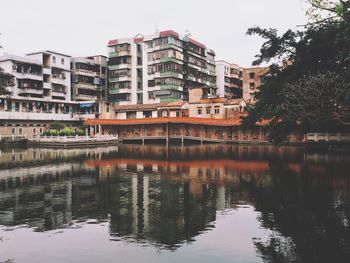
[306,0,350,24]
[0,68,13,95]
[49,121,65,131]
[279,72,350,131]
[242,0,350,142]
[0,35,14,95]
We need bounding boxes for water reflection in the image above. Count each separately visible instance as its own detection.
[0,145,350,262]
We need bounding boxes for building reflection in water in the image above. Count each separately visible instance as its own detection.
[0,144,350,261]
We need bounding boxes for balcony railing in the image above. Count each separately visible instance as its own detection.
[0,110,95,121]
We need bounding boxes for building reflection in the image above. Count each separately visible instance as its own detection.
[0,144,350,259]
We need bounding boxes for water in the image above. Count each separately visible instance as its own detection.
[0,144,349,263]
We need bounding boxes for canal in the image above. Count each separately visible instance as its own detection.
[0,144,349,262]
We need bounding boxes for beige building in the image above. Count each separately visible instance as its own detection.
[242,67,269,102]
[98,96,246,121]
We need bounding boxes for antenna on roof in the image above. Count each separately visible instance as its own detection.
[155,24,159,34]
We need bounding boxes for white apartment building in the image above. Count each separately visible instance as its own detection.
[71,55,107,101]
[0,52,96,139]
[107,30,217,105]
[216,60,243,99]
[216,60,269,102]
[25,50,72,101]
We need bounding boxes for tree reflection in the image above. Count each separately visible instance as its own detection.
[0,145,349,261]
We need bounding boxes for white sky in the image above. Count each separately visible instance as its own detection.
[0,0,308,67]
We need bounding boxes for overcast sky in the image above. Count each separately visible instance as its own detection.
[1,0,308,67]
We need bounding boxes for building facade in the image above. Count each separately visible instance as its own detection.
[25,50,72,101]
[107,30,217,105]
[242,67,269,102]
[71,55,107,101]
[216,61,269,102]
[215,60,243,99]
[0,52,96,139]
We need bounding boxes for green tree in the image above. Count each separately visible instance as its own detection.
[0,36,14,95]
[49,121,65,131]
[0,68,13,95]
[242,0,350,142]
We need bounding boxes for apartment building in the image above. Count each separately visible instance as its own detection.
[25,50,72,101]
[0,52,96,139]
[242,67,269,102]
[71,55,107,101]
[216,61,269,102]
[107,30,217,105]
[216,60,243,99]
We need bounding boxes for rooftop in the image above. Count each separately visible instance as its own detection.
[26,50,72,58]
[0,54,42,65]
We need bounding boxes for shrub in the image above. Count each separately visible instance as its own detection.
[49,121,65,131]
[75,128,85,136]
[59,127,73,136]
[49,129,58,136]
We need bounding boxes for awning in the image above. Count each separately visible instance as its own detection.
[79,103,95,108]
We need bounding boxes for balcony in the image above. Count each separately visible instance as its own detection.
[109,88,131,94]
[18,88,44,96]
[157,72,183,78]
[15,72,43,81]
[43,67,51,75]
[43,82,51,89]
[74,69,99,77]
[51,77,67,85]
[52,91,67,98]
[158,84,183,91]
[109,76,131,83]
[108,50,131,57]
[75,94,98,101]
[75,83,100,91]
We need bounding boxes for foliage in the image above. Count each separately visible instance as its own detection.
[49,121,65,131]
[75,128,85,136]
[306,0,350,23]
[48,129,58,136]
[59,127,73,136]
[0,67,13,96]
[279,72,350,131]
[242,0,350,143]
[0,36,14,95]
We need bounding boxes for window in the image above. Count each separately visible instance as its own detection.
[19,128,22,135]
[249,72,255,79]
[106,105,110,113]
[197,107,203,115]
[206,107,211,114]
[33,128,36,134]
[12,128,15,134]
[52,56,56,64]
[249,82,255,89]
[214,107,220,114]
[61,58,64,65]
